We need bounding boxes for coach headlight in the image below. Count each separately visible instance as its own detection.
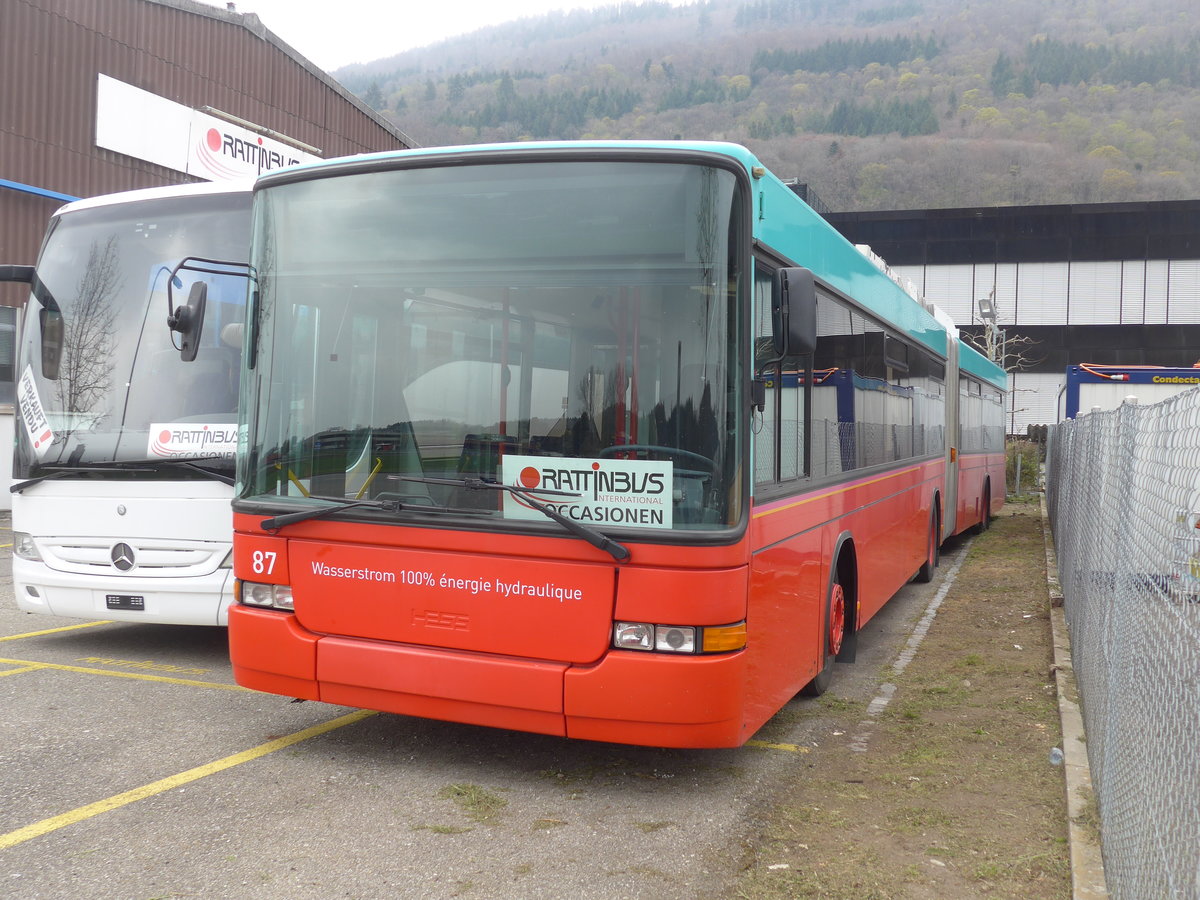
[236,580,294,611]
[12,532,42,562]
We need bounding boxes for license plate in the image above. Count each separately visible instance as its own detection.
[106,594,145,611]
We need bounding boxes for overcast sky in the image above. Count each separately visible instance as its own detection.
[228,0,648,71]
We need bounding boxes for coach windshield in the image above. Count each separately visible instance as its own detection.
[13,192,250,482]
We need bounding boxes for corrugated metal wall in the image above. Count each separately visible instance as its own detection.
[0,0,413,307]
[895,260,1200,329]
[893,258,1200,429]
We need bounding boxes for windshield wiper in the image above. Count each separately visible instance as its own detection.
[400,476,631,562]
[260,495,403,531]
[11,457,235,492]
[258,492,486,530]
[11,464,155,493]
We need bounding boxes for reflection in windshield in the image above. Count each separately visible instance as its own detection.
[13,191,251,479]
[242,159,745,534]
[56,236,120,435]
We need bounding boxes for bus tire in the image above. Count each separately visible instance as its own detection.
[970,481,992,535]
[801,560,847,697]
[915,509,940,583]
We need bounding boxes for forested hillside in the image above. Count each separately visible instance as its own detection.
[336,0,1200,211]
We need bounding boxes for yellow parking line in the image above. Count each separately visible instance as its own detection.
[0,664,47,677]
[1,621,114,641]
[0,709,378,851]
[745,739,810,753]
[0,656,246,691]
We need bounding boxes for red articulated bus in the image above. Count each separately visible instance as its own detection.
[227,142,1007,748]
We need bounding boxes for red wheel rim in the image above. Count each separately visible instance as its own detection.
[828,582,845,656]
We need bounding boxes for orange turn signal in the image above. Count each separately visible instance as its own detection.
[702,621,748,653]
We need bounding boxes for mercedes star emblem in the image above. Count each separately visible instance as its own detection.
[111,543,136,572]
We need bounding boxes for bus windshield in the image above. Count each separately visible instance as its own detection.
[14,191,251,480]
[241,159,744,534]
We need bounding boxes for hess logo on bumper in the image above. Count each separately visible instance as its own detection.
[412,609,470,631]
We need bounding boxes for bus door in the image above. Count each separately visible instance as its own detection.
[942,337,960,537]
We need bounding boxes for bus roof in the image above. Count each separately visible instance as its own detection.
[959,340,1008,390]
[53,178,253,218]
[256,140,766,183]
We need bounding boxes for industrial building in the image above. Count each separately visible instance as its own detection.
[828,201,1200,432]
[0,0,414,505]
[1,0,412,290]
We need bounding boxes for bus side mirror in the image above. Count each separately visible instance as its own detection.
[39,308,63,380]
[772,267,817,357]
[168,281,207,362]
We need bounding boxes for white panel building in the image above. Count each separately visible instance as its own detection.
[828,202,1200,434]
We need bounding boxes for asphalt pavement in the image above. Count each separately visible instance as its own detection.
[0,513,950,900]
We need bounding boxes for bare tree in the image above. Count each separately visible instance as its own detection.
[56,237,121,425]
[961,289,1042,373]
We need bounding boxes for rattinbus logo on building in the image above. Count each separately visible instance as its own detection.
[194,127,304,180]
[95,75,320,183]
[501,455,673,529]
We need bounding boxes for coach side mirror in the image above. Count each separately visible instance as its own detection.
[168,280,207,362]
[39,308,64,380]
[772,267,816,356]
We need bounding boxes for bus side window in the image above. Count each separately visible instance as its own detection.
[753,264,779,485]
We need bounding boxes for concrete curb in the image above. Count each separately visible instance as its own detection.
[1040,494,1108,899]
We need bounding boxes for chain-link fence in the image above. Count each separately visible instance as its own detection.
[1047,392,1200,899]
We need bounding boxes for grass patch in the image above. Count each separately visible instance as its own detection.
[438,783,508,824]
[634,820,674,833]
[818,695,861,713]
[413,823,473,835]
[735,512,1071,900]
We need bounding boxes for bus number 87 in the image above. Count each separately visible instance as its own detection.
[252,550,277,575]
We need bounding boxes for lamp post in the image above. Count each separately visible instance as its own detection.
[977,294,1005,365]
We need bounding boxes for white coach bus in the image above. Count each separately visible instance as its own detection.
[2,181,251,625]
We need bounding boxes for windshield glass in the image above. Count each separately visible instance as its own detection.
[14,191,251,479]
[240,158,744,534]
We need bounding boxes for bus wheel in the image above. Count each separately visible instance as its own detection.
[801,570,846,697]
[970,483,992,535]
[915,513,939,583]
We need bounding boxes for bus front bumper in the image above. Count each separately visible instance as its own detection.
[229,605,749,748]
[12,558,233,626]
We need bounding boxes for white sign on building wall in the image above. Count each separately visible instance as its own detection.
[94,74,319,180]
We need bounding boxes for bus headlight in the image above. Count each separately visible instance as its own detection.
[612,621,746,654]
[613,622,653,650]
[13,532,41,562]
[656,626,696,653]
[236,580,294,611]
